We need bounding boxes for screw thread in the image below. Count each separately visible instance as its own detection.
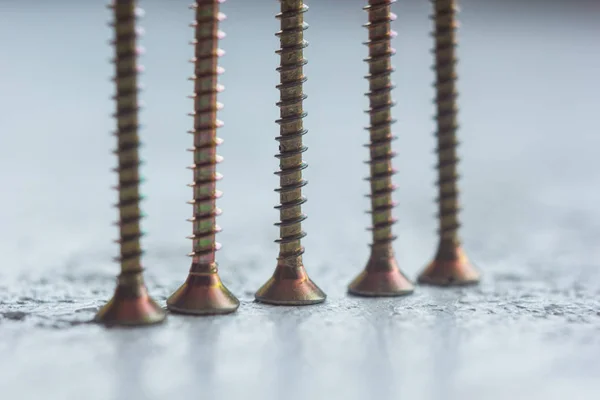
[109,0,145,274]
[432,0,461,246]
[364,0,398,252]
[274,0,309,267]
[186,0,226,269]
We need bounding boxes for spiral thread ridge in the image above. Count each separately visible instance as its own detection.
[432,0,461,244]
[109,0,145,274]
[187,0,226,268]
[364,0,398,249]
[272,0,310,264]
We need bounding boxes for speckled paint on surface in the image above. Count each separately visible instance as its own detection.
[1,1,600,399]
[1,252,599,400]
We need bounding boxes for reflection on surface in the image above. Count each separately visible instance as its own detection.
[183,319,220,397]
[429,293,461,400]
[111,331,153,400]
[359,308,397,400]
[268,310,310,400]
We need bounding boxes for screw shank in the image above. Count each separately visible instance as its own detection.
[275,0,309,267]
[365,0,398,253]
[433,0,461,247]
[113,0,143,273]
[189,0,225,268]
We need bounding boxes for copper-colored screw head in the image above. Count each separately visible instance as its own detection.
[417,0,480,286]
[95,0,166,327]
[255,261,326,306]
[347,0,414,297]
[418,242,479,286]
[167,264,239,315]
[254,0,326,306]
[348,249,414,297]
[94,273,166,326]
[166,0,239,316]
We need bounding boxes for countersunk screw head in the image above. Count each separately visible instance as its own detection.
[418,243,480,286]
[348,251,414,297]
[95,273,166,327]
[255,262,326,306]
[167,263,239,315]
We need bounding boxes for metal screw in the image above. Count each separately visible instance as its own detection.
[417,0,480,286]
[347,0,414,297]
[166,0,240,315]
[254,0,326,305]
[95,0,166,326]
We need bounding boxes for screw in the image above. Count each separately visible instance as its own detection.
[254,0,326,306]
[417,0,480,286]
[347,0,414,297]
[166,0,240,315]
[95,0,166,326]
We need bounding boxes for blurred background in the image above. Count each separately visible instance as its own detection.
[0,1,599,399]
[0,0,599,279]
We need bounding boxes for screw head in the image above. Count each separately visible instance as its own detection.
[255,264,326,306]
[348,252,414,297]
[94,276,166,327]
[418,243,481,286]
[167,268,239,315]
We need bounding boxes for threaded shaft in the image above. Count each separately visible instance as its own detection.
[274,0,309,267]
[110,0,144,274]
[432,0,461,246]
[364,0,398,253]
[186,0,225,270]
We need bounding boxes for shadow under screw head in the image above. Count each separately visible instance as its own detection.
[255,264,326,306]
[167,265,239,315]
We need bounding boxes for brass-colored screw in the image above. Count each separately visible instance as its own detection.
[95,0,166,326]
[417,0,480,286]
[166,0,240,315]
[254,0,326,306]
[347,0,414,297]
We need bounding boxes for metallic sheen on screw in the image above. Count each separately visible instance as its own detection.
[254,0,326,305]
[417,0,480,286]
[347,0,414,297]
[167,0,240,315]
[95,0,166,327]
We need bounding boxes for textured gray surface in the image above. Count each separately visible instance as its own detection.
[1,0,600,399]
[1,261,600,400]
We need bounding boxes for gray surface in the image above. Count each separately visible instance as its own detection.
[1,1,600,399]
